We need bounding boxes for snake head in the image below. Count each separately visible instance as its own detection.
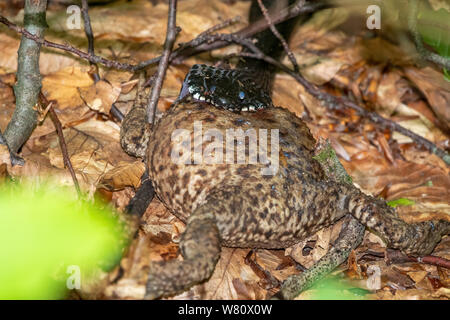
[178,64,273,112]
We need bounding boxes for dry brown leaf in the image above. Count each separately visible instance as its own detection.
[79,80,121,114]
[287,220,344,269]
[404,67,450,132]
[407,270,429,285]
[42,66,94,109]
[0,145,10,166]
[46,118,128,190]
[299,56,345,85]
[173,248,265,300]
[98,160,145,191]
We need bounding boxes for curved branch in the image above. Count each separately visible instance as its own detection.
[3,0,48,153]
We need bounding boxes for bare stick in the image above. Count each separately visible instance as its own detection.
[386,249,450,269]
[0,15,136,71]
[257,0,299,72]
[198,16,241,38]
[80,0,123,121]
[245,250,281,289]
[81,0,100,82]
[408,0,450,70]
[146,0,178,125]
[40,93,82,197]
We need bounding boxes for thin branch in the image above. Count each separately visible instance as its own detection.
[81,0,100,82]
[245,250,281,289]
[40,93,81,197]
[198,16,241,38]
[386,249,450,269]
[0,15,136,71]
[408,0,450,70]
[257,0,299,72]
[146,0,178,125]
[80,0,123,121]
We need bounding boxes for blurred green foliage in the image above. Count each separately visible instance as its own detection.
[308,276,369,300]
[386,198,416,208]
[0,183,128,299]
[417,6,450,80]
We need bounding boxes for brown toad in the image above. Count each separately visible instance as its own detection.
[143,98,449,299]
[118,0,450,300]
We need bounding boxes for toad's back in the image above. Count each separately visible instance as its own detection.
[147,100,350,248]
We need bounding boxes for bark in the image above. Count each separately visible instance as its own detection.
[4,0,48,153]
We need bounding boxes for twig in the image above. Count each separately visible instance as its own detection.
[198,15,241,38]
[386,249,450,269]
[0,15,136,71]
[171,15,241,60]
[80,0,123,121]
[257,0,299,72]
[80,0,100,82]
[146,0,178,125]
[125,170,154,216]
[110,103,124,122]
[40,93,82,198]
[408,0,450,70]
[245,250,281,290]
[2,3,446,164]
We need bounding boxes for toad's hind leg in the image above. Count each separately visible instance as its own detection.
[145,208,221,299]
[345,189,450,256]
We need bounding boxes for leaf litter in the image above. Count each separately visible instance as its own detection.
[0,0,449,300]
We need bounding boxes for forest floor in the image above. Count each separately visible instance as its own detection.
[0,0,449,300]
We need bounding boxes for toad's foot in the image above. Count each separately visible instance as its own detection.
[346,189,450,256]
[145,209,221,299]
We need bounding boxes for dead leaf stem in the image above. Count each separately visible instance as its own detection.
[40,93,82,198]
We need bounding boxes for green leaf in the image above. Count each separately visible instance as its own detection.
[417,8,450,59]
[0,182,128,299]
[308,276,369,300]
[386,198,416,208]
[444,68,450,82]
